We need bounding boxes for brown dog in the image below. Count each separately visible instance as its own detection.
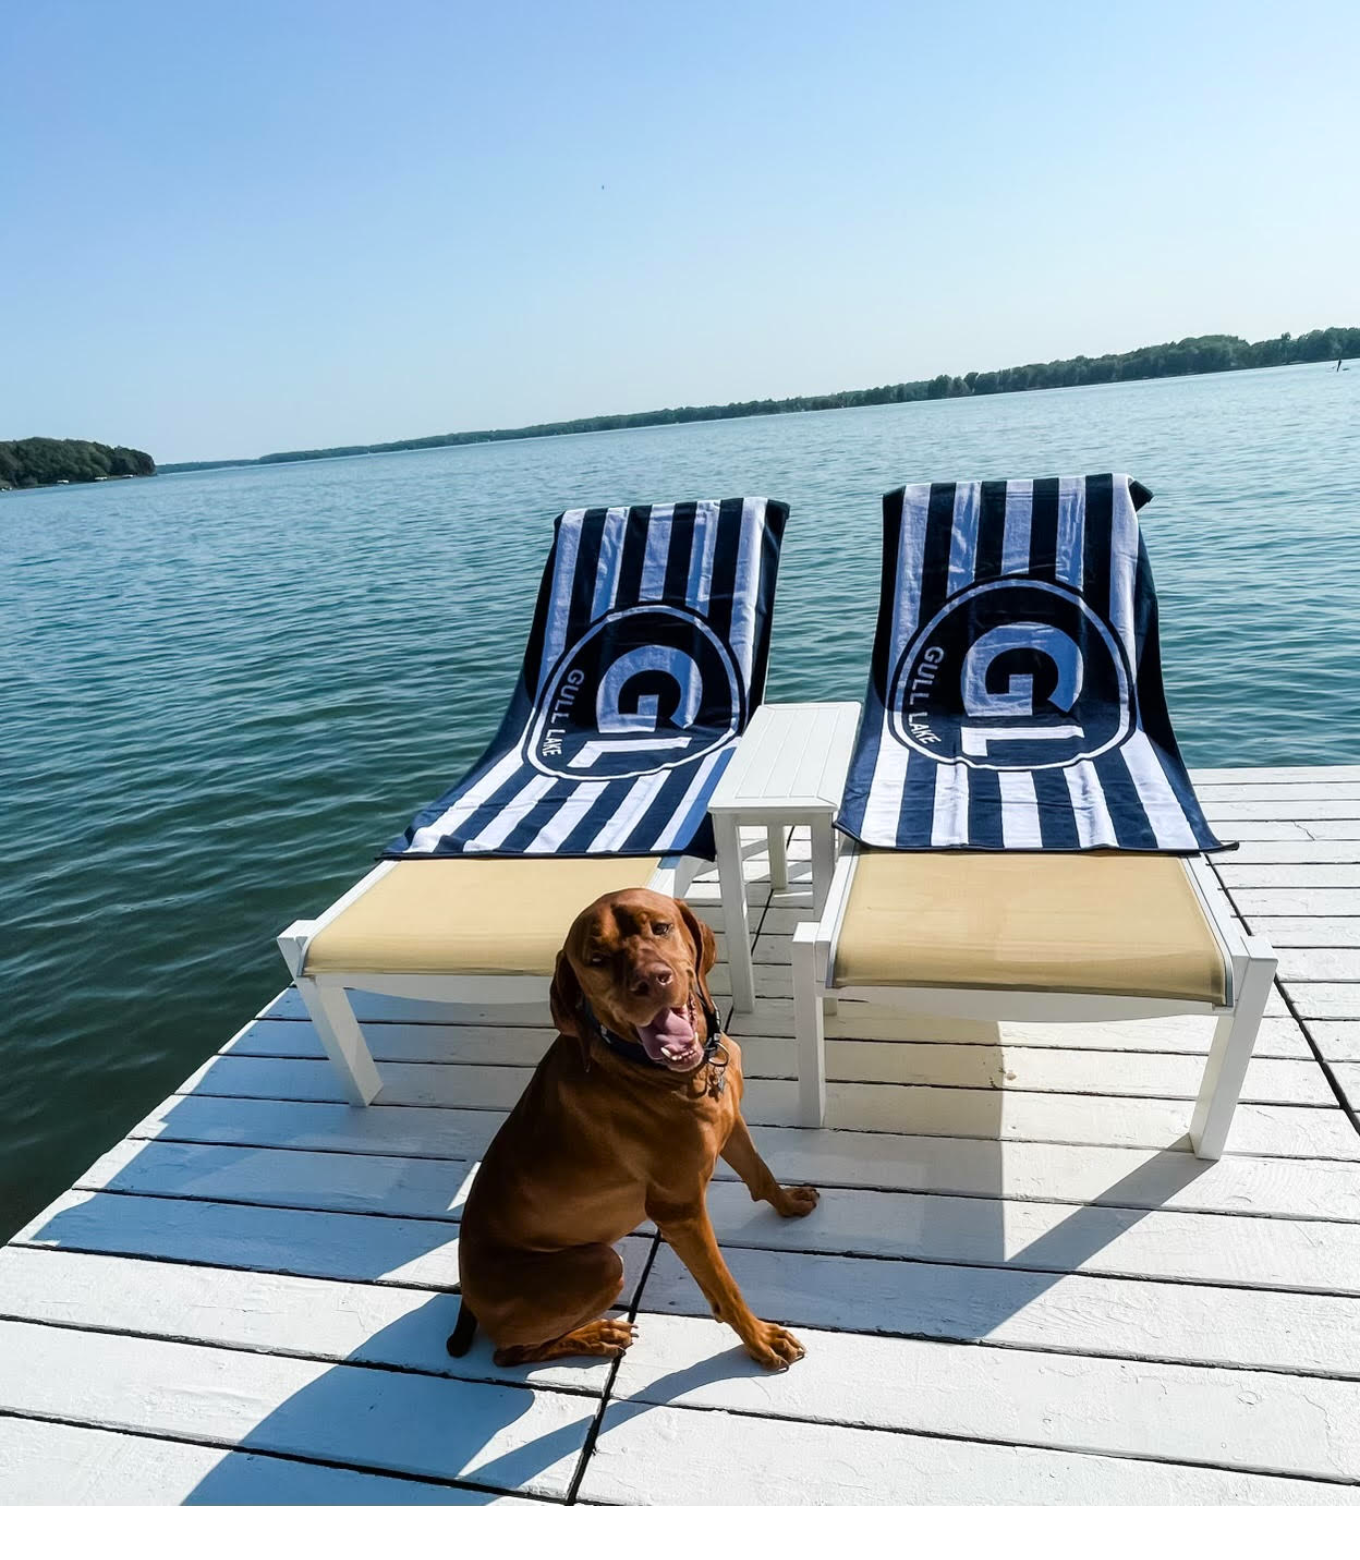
[447,888,818,1369]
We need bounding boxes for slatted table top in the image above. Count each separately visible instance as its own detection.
[708,700,863,812]
[2,764,1359,1505]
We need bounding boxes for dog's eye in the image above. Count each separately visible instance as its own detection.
[653,923,672,936]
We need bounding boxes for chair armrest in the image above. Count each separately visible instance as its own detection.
[277,919,319,980]
[1184,855,1248,963]
[795,840,861,989]
[792,920,828,989]
[1240,934,1278,978]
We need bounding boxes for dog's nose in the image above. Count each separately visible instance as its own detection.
[631,964,674,1000]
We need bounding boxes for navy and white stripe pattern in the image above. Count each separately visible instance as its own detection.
[388,498,787,859]
[838,475,1224,852]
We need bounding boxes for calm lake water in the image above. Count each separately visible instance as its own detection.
[2,361,1358,1235]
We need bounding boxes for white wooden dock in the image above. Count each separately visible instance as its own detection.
[3,764,1359,1505]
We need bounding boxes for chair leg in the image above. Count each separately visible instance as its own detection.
[810,819,837,919]
[714,815,756,1013]
[792,924,827,1128]
[767,824,789,891]
[1189,937,1276,1160]
[296,977,382,1107]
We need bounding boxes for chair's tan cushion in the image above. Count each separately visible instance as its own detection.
[304,857,661,978]
[834,850,1226,1005]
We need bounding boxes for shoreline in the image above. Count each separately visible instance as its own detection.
[158,339,1355,476]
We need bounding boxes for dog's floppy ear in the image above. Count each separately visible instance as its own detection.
[677,898,717,1009]
[549,949,590,1064]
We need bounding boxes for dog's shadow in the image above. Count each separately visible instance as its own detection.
[182,1297,597,1504]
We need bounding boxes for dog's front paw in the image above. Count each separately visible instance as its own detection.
[774,1183,819,1218]
[743,1320,806,1371]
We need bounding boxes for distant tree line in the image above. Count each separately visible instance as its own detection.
[157,325,1357,474]
[0,437,156,491]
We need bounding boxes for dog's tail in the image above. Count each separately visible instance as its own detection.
[446,1300,478,1358]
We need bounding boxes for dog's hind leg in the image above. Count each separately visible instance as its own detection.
[485,1242,633,1366]
[494,1315,636,1366]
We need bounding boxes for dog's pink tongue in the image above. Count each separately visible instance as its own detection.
[635,1006,697,1062]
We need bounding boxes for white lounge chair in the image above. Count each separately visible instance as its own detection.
[791,475,1275,1159]
[278,497,788,1104]
[278,853,697,1105]
[791,846,1275,1158]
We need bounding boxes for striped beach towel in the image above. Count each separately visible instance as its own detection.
[388,498,787,859]
[838,475,1225,852]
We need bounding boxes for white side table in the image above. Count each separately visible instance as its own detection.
[708,701,862,1012]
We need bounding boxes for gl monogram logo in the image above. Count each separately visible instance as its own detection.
[528,605,743,780]
[889,579,1133,770]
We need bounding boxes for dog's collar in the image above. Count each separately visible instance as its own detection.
[579,994,724,1075]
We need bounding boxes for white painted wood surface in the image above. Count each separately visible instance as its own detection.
[582,1402,1360,1505]
[0,1319,592,1498]
[4,766,1359,1504]
[609,1312,1360,1481]
[13,1187,650,1302]
[0,1246,610,1393]
[0,1418,528,1505]
[639,1244,1360,1375]
[124,1094,1360,1219]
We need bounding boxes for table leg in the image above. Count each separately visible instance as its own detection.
[714,814,756,1013]
[811,816,837,918]
[767,824,789,891]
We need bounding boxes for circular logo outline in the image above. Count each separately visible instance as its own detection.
[887,578,1135,771]
[525,603,745,781]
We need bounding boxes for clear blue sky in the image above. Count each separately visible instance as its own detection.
[4,1,1357,462]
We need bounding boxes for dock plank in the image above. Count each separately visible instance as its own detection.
[639,1244,1360,1376]
[14,1188,467,1290]
[0,1319,591,1499]
[1253,918,1360,946]
[1217,866,1360,889]
[12,1188,650,1302]
[1233,890,1360,917]
[0,1247,611,1394]
[1206,801,1360,821]
[740,1127,1360,1221]
[1219,841,1360,864]
[737,1081,1357,1158]
[131,1094,505,1162]
[701,1181,1360,1294]
[0,1418,528,1506]
[1284,983,1360,1019]
[1195,783,1360,801]
[610,1313,1360,1483]
[582,1402,1359,1505]
[76,1138,477,1223]
[731,1038,1330,1104]
[227,1018,557,1068]
[1277,949,1360,980]
[1311,1023,1360,1063]
[1191,766,1360,784]
[1200,821,1314,840]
